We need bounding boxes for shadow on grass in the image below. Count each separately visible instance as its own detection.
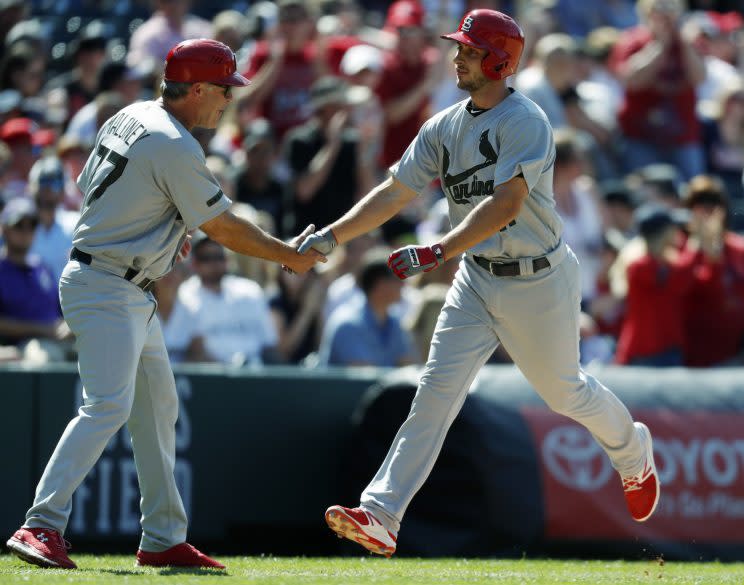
[157,567,228,577]
[98,568,228,577]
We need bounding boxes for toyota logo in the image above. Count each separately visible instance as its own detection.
[542,426,613,491]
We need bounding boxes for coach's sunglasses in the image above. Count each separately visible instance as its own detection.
[209,83,233,99]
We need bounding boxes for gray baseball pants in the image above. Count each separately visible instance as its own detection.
[361,246,644,532]
[24,261,187,552]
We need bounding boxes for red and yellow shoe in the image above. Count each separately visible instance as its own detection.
[622,422,660,522]
[325,505,397,557]
[136,543,225,569]
[6,527,77,569]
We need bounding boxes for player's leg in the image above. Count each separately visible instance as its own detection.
[10,268,150,567]
[127,312,225,569]
[495,250,658,520]
[330,269,499,552]
[128,311,187,552]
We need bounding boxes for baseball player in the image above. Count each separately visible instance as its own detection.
[6,39,324,570]
[299,10,660,557]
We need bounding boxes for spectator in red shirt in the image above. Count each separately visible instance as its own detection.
[239,0,319,141]
[615,203,695,366]
[375,0,440,168]
[609,0,707,180]
[682,175,744,366]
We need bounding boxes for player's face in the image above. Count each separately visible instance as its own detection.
[453,43,490,92]
[197,82,234,129]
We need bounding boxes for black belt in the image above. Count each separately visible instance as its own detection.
[473,255,551,277]
[70,247,155,292]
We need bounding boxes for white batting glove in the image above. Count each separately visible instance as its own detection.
[297,227,338,256]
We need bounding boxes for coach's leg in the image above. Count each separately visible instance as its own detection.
[25,267,149,533]
[128,309,187,552]
[496,250,644,477]
[361,268,500,531]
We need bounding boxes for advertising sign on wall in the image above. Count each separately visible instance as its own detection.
[522,407,744,542]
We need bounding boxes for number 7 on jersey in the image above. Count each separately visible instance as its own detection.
[84,144,129,208]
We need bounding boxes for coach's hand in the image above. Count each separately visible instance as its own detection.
[388,244,445,280]
[283,224,327,274]
[298,226,338,256]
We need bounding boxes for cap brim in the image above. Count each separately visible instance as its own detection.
[219,71,251,86]
[440,31,508,60]
[441,30,481,46]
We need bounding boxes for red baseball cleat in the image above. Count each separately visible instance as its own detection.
[136,543,225,569]
[6,527,77,569]
[622,422,660,522]
[325,505,397,557]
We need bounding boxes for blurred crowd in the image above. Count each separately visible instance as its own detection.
[0,0,743,368]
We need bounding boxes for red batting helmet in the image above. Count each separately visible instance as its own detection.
[164,39,250,86]
[441,9,524,81]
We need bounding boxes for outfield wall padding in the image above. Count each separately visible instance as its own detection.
[1,364,742,559]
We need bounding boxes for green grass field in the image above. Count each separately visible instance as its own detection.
[2,555,744,585]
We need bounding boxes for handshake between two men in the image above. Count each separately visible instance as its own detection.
[294,226,446,280]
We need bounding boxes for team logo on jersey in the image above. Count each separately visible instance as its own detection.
[442,130,498,204]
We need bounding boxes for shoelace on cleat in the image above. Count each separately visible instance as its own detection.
[622,476,642,492]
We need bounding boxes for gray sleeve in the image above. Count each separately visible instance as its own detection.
[491,115,553,192]
[389,119,440,193]
[158,144,232,230]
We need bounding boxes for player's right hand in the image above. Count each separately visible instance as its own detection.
[298,227,338,256]
[388,244,445,280]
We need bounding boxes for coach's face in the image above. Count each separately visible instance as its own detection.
[453,43,490,92]
[194,82,234,129]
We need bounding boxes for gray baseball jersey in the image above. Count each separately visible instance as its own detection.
[391,90,562,259]
[74,100,231,280]
[357,90,647,534]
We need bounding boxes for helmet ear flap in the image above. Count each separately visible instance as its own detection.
[481,52,506,81]
[481,49,511,81]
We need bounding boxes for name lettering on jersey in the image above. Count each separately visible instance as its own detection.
[443,130,498,204]
[102,112,150,146]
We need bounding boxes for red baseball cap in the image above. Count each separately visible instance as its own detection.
[0,117,37,144]
[705,11,743,35]
[385,0,425,30]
